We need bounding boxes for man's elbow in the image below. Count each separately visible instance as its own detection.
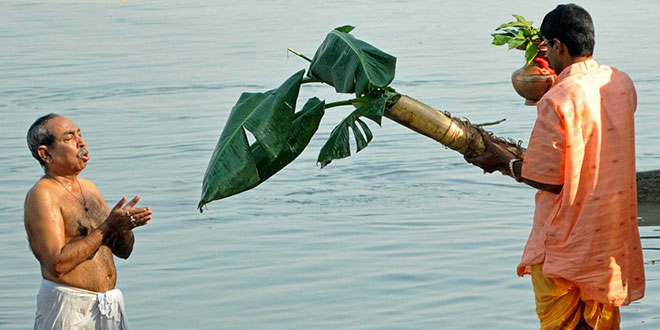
[49,262,72,279]
[114,248,133,259]
[111,232,134,259]
[48,254,82,278]
[111,242,133,259]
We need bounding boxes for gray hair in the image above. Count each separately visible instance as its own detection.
[27,113,60,167]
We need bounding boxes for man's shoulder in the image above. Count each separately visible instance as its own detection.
[24,178,62,225]
[538,83,572,113]
[543,63,629,104]
[78,177,97,189]
[606,65,635,86]
[26,178,55,200]
[79,177,103,198]
[26,177,61,205]
[585,62,634,89]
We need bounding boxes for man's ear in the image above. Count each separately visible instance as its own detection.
[555,39,569,56]
[38,145,51,164]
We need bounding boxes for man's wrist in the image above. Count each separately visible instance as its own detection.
[97,222,113,237]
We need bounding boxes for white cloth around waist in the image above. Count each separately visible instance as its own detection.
[35,279,128,330]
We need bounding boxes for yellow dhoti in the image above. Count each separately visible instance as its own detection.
[531,265,619,330]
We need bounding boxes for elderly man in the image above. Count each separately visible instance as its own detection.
[466,4,644,329]
[24,113,153,329]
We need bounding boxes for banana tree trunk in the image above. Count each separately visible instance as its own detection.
[385,95,658,205]
[385,95,524,178]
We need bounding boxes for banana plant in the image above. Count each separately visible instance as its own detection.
[198,25,658,212]
[199,25,400,211]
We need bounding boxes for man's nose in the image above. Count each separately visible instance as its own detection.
[77,136,86,147]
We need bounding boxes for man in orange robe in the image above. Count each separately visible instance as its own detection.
[466,4,644,329]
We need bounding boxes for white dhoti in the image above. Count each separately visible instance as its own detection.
[34,279,129,330]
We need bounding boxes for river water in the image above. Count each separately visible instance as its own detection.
[2,0,659,329]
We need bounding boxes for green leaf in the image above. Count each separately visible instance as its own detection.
[525,42,538,66]
[245,70,305,160]
[251,97,325,181]
[491,34,512,46]
[198,70,306,209]
[507,36,526,49]
[512,14,533,27]
[497,22,526,29]
[308,26,396,97]
[334,25,355,33]
[317,95,388,168]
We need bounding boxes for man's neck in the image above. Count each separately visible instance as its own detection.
[558,56,593,74]
[570,56,592,65]
[44,169,79,186]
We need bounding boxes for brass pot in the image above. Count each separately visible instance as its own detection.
[511,62,556,105]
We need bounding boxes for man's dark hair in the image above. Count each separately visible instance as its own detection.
[541,4,595,57]
[27,113,60,167]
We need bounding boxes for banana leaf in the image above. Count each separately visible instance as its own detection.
[252,97,325,180]
[317,95,388,168]
[308,25,396,97]
[198,70,307,209]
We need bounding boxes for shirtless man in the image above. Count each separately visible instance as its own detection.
[24,113,153,329]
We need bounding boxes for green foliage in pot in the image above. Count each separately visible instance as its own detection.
[491,14,544,66]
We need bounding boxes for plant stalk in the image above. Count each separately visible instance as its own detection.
[325,99,353,109]
[301,77,322,84]
[287,48,312,63]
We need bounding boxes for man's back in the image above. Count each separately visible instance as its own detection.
[520,59,645,306]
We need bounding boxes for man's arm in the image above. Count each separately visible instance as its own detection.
[24,187,111,278]
[511,159,563,194]
[465,133,563,194]
[102,229,135,259]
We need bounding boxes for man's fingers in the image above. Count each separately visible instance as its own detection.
[111,196,127,212]
[479,131,496,149]
[131,208,153,220]
[132,212,153,228]
[125,195,141,209]
[130,207,151,216]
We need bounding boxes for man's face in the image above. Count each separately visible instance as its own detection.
[544,39,558,71]
[544,38,567,74]
[41,117,90,175]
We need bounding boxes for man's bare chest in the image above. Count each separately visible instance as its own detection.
[60,192,107,241]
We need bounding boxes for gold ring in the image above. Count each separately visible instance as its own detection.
[126,211,131,217]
